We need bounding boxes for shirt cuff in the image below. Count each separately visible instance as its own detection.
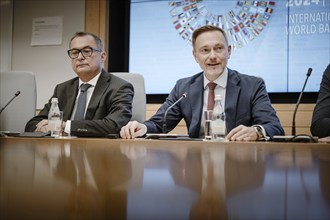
[64,120,71,135]
[139,123,148,138]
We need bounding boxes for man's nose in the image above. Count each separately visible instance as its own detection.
[209,49,217,58]
[77,51,85,60]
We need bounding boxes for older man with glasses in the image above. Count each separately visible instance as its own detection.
[25,32,134,137]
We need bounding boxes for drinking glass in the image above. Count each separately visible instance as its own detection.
[204,110,213,141]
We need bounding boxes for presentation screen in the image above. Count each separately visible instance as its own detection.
[129,0,329,94]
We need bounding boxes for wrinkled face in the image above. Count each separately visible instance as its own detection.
[193,30,231,81]
[69,35,106,81]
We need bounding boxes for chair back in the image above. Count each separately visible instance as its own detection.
[111,72,146,122]
[0,71,37,132]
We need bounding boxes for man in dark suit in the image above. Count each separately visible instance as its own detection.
[120,25,283,141]
[25,32,133,137]
[311,63,330,139]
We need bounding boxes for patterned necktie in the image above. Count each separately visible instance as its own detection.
[74,83,92,120]
[207,82,217,110]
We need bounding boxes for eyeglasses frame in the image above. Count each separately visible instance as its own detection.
[67,46,102,59]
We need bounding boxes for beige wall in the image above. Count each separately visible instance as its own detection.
[10,0,85,109]
[0,0,13,72]
[6,0,106,109]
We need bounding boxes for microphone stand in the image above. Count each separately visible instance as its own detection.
[0,91,21,136]
[0,91,21,115]
[292,68,312,136]
[162,93,187,133]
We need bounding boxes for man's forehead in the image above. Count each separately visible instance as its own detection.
[70,36,96,48]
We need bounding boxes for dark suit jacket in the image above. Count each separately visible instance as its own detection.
[311,64,330,138]
[144,68,284,139]
[25,70,134,137]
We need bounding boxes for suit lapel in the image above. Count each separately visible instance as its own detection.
[84,71,110,120]
[189,74,204,137]
[63,79,79,121]
[225,69,240,131]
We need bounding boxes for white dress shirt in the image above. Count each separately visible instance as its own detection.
[64,72,101,135]
[200,68,228,136]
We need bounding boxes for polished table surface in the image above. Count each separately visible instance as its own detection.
[0,137,329,220]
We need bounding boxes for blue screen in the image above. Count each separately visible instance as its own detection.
[129,0,330,94]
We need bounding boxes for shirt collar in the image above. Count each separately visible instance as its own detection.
[78,72,101,88]
[203,68,228,89]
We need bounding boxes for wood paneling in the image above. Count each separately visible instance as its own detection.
[36,104,315,135]
[273,104,315,135]
[85,0,107,38]
[85,0,108,69]
[147,104,315,135]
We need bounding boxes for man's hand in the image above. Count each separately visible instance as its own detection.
[120,121,147,139]
[35,119,49,132]
[226,125,258,141]
[319,136,330,143]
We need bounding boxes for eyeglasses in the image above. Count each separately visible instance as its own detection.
[67,46,102,59]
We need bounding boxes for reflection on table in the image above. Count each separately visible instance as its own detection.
[0,137,329,219]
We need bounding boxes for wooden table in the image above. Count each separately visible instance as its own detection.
[1,137,329,219]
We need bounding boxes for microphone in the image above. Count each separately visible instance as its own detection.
[292,68,312,136]
[162,93,187,133]
[0,91,21,115]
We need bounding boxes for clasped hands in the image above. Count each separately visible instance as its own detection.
[35,119,66,134]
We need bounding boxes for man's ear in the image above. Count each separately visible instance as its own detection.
[226,45,232,59]
[101,51,107,62]
[192,50,198,63]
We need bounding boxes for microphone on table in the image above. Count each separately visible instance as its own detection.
[0,91,21,115]
[292,68,312,136]
[162,93,187,133]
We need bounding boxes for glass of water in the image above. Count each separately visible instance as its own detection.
[204,110,213,141]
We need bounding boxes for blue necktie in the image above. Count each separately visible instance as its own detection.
[74,84,92,120]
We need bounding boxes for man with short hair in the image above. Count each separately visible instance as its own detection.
[25,32,134,137]
[120,25,284,141]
